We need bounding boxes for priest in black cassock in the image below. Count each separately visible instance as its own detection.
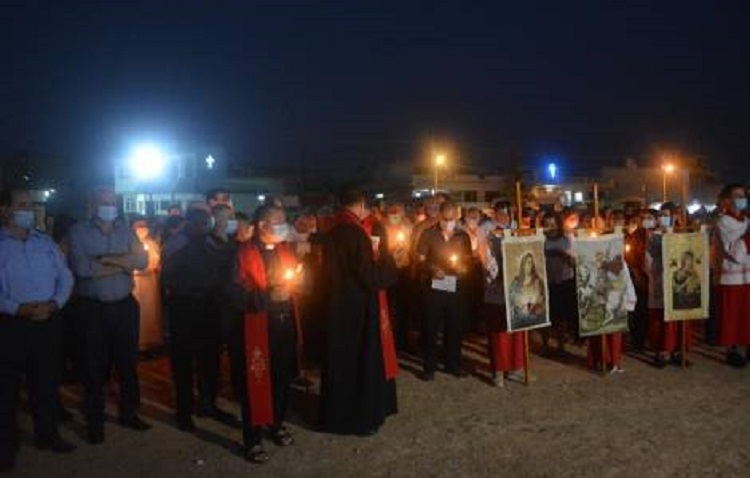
[319,189,399,436]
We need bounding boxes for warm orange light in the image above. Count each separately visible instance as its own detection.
[143,243,149,252]
[449,254,458,265]
[662,163,675,174]
[284,269,295,281]
[625,244,631,253]
[436,154,446,166]
[396,231,406,243]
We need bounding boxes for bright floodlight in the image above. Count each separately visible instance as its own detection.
[548,163,557,179]
[662,163,675,173]
[129,144,167,180]
[435,154,446,166]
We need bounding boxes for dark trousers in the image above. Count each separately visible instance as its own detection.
[388,269,413,351]
[422,289,465,373]
[629,283,649,349]
[79,295,140,430]
[0,315,63,460]
[234,311,297,448]
[168,296,221,420]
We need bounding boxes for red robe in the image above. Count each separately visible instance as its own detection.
[484,304,525,372]
[648,309,693,353]
[587,333,623,368]
[237,242,298,426]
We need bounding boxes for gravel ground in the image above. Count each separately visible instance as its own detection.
[9,335,750,478]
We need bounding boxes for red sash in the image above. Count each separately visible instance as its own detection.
[237,242,297,426]
[337,210,399,380]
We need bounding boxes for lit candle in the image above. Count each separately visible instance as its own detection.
[283,268,295,281]
[143,243,149,252]
[625,244,631,253]
[449,254,458,266]
[396,231,406,244]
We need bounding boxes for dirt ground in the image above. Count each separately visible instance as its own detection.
[9,333,750,478]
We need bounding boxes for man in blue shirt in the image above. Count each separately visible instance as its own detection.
[68,186,150,444]
[0,188,76,472]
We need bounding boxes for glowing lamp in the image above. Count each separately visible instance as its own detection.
[129,144,167,180]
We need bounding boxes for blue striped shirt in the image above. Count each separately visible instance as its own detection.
[0,228,74,315]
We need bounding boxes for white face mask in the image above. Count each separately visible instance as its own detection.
[441,220,456,232]
[642,219,656,229]
[271,223,290,241]
[734,198,748,211]
[226,219,238,235]
[97,205,118,223]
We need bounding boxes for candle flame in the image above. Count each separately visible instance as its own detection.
[450,254,458,264]
[143,243,149,252]
[625,244,631,253]
[396,231,406,243]
[284,269,295,281]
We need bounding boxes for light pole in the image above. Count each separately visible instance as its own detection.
[662,163,675,202]
[434,154,446,192]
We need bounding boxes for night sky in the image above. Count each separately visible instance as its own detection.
[3,1,749,180]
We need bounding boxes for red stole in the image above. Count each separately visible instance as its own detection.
[335,210,399,380]
[237,241,297,426]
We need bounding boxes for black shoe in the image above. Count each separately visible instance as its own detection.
[87,427,105,445]
[419,371,435,382]
[448,369,468,378]
[356,427,380,437]
[726,351,747,368]
[244,444,270,464]
[35,435,76,454]
[653,356,667,369]
[176,417,196,433]
[118,415,152,431]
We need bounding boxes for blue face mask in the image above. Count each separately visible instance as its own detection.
[97,205,118,223]
[13,210,35,230]
[226,219,238,235]
[734,198,748,211]
[659,216,672,228]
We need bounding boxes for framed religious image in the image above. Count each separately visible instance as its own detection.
[662,231,710,321]
[575,234,631,337]
[502,235,550,332]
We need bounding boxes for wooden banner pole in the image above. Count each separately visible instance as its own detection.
[515,180,532,386]
[515,180,524,228]
[593,183,600,230]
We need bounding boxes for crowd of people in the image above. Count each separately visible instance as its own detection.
[1,181,749,472]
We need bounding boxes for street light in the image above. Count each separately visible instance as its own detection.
[434,154,446,192]
[129,144,167,181]
[662,163,675,202]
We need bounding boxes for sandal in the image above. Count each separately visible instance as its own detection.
[271,427,294,447]
[245,445,270,464]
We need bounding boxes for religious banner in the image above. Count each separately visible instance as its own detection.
[575,234,630,337]
[502,234,550,332]
[662,231,710,321]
